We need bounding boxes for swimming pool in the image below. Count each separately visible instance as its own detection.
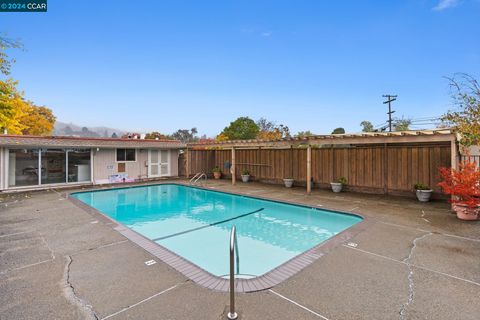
[71,184,362,282]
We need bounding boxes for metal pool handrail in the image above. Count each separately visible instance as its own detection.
[190,172,207,185]
[189,172,201,184]
[227,225,238,320]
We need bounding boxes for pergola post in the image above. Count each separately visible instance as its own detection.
[451,138,459,170]
[186,147,190,178]
[306,146,311,194]
[450,137,459,205]
[231,147,236,185]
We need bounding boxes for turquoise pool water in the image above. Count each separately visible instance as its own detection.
[71,184,362,277]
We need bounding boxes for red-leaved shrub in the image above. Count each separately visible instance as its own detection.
[438,160,480,208]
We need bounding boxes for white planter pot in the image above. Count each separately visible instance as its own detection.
[416,189,433,202]
[241,175,250,183]
[330,182,343,193]
[283,179,294,188]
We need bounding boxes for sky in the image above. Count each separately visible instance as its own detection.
[1,0,479,136]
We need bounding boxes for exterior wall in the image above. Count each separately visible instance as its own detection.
[169,149,179,177]
[92,148,179,184]
[0,148,5,190]
[464,146,480,156]
[0,145,181,191]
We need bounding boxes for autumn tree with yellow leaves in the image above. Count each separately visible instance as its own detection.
[0,35,55,135]
[441,74,480,147]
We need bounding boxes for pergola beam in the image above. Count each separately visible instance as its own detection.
[188,132,455,149]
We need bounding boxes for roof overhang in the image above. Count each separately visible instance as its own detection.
[0,135,186,149]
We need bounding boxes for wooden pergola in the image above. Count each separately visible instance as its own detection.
[186,129,458,194]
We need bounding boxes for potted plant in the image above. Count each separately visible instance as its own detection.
[212,166,222,179]
[283,177,294,188]
[241,169,250,183]
[438,160,480,221]
[330,176,347,193]
[414,183,433,202]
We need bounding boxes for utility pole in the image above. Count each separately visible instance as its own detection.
[382,94,397,132]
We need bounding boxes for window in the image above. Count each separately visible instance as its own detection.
[8,148,91,188]
[116,148,136,162]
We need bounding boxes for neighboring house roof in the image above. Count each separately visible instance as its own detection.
[0,135,186,149]
[188,129,456,148]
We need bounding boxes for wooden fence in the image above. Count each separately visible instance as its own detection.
[461,155,480,166]
[183,143,452,196]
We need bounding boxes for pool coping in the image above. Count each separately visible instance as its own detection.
[67,182,371,293]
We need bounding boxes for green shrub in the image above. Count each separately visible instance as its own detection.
[336,176,347,185]
[414,183,430,190]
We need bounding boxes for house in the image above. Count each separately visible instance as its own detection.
[0,135,185,191]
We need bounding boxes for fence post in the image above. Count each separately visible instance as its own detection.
[383,143,388,194]
[231,147,236,185]
[186,148,190,178]
[307,146,311,194]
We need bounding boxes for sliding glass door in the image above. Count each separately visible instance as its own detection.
[7,148,91,188]
[8,149,40,187]
[41,149,67,184]
[67,149,91,182]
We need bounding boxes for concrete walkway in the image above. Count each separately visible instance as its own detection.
[1,180,479,319]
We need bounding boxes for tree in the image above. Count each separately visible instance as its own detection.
[219,117,259,140]
[19,105,55,135]
[170,128,198,143]
[145,131,167,140]
[360,121,374,132]
[295,130,314,138]
[331,127,345,134]
[111,132,118,138]
[0,35,23,76]
[256,117,291,140]
[441,74,480,146]
[393,118,411,131]
[0,79,55,135]
[216,133,229,141]
[0,79,26,134]
[0,35,55,135]
[256,118,276,133]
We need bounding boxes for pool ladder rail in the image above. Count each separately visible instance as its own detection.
[228,225,239,320]
[189,172,207,185]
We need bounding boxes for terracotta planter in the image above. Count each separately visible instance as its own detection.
[283,179,294,188]
[213,171,221,179]
[241,175,250,183]
[453,203,480,221]
[416,189,433,202]
[330,182,343,193]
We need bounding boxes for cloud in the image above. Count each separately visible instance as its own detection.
[433,0,461,11]
[260,31,272,37]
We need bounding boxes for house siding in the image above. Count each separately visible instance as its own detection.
[0,145,182,191]
[170,149,179,177]
[93,148,179,184]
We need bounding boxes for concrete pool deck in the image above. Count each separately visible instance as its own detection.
[1,180,479,319]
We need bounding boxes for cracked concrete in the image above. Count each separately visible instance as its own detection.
[0,180,479,319]
[63,255,99,320]
[399,232,432,319]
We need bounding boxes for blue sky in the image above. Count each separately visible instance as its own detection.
[1,0,479,136]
